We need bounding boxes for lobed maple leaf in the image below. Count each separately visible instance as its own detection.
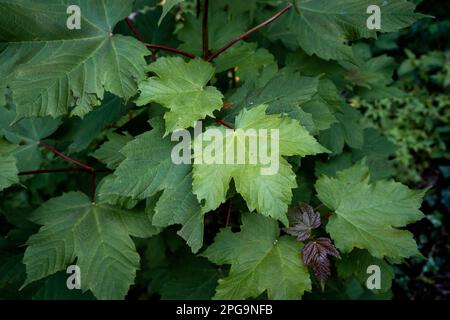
[285,203,321,241]
[302,237,340,285]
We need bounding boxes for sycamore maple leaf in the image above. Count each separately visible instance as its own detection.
[135,57,224,134]
[303,237,340,285]
[193,105,329,225]
[203,213,311,300]
[315,161,425,259]
[0,0,148,118]
[285,203,321,241]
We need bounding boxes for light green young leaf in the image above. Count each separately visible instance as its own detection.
[0,139,19,191]
[136,57,224,134]
[23,192,158,300]
[203,213,311,300]
[0,0,148,118]
[193,105,328,225]
[315,161,425,259]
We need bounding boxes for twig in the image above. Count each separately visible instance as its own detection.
[144,43,196,59]
[125,17,145,42]
[18,168,84,176]
[39,141,94,172]
[38,141,98,201]
[128,108,133,122]
[124,17,196,59]
[321,212,335,221]
[207,3,293,62]
[202,0,209,59]
[226,200,232,227]
[314,204,324,211]
[215,118,235,130]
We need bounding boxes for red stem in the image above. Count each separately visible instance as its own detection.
[207,3,293,62]
[18,168,84,176]
[38,141,97,201]
[215,118,235,130]
[314,204,324,211]
[125,17,145,42]
[226,200,232,227]
[39,141,94,172]
[322,212,335,221]
[144,43,196,59]
[124,17,196,59]
[202,0,209,59]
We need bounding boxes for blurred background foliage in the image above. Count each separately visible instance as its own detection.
[351,0,450,299]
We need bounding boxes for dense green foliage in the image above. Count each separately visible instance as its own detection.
[354,50,450,183]
[0,0,432,300]
[349,1,450,298]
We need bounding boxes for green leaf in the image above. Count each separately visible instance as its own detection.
[0,251,25,290]
[177,10,247,56]
[318,104,364,154]
[0,139,19,191]
[136,57,224,134]
[0,103,61,171]
[203,213,311,300]
[193,105,328,225]
[218,0,258,19]
[98,118,204,252]
[316,128,398,181]
[153,249,221,300]
[152,173,205,253]
[64,94,128,153]
[33,272,95,300]
[226,68,320,129]
[0,0,148,118]
[337,249,394,293]
[159,0,184,25]
[91,132,133,169]
[315,161,425,259]
[96,175,139,209]
[340,44,405,99]
[214,42,276,82]
[23,192,158,299]
[265,0,426,61]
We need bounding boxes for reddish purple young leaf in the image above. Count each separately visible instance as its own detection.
[285,203,321,241]
[302,237,341,285]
